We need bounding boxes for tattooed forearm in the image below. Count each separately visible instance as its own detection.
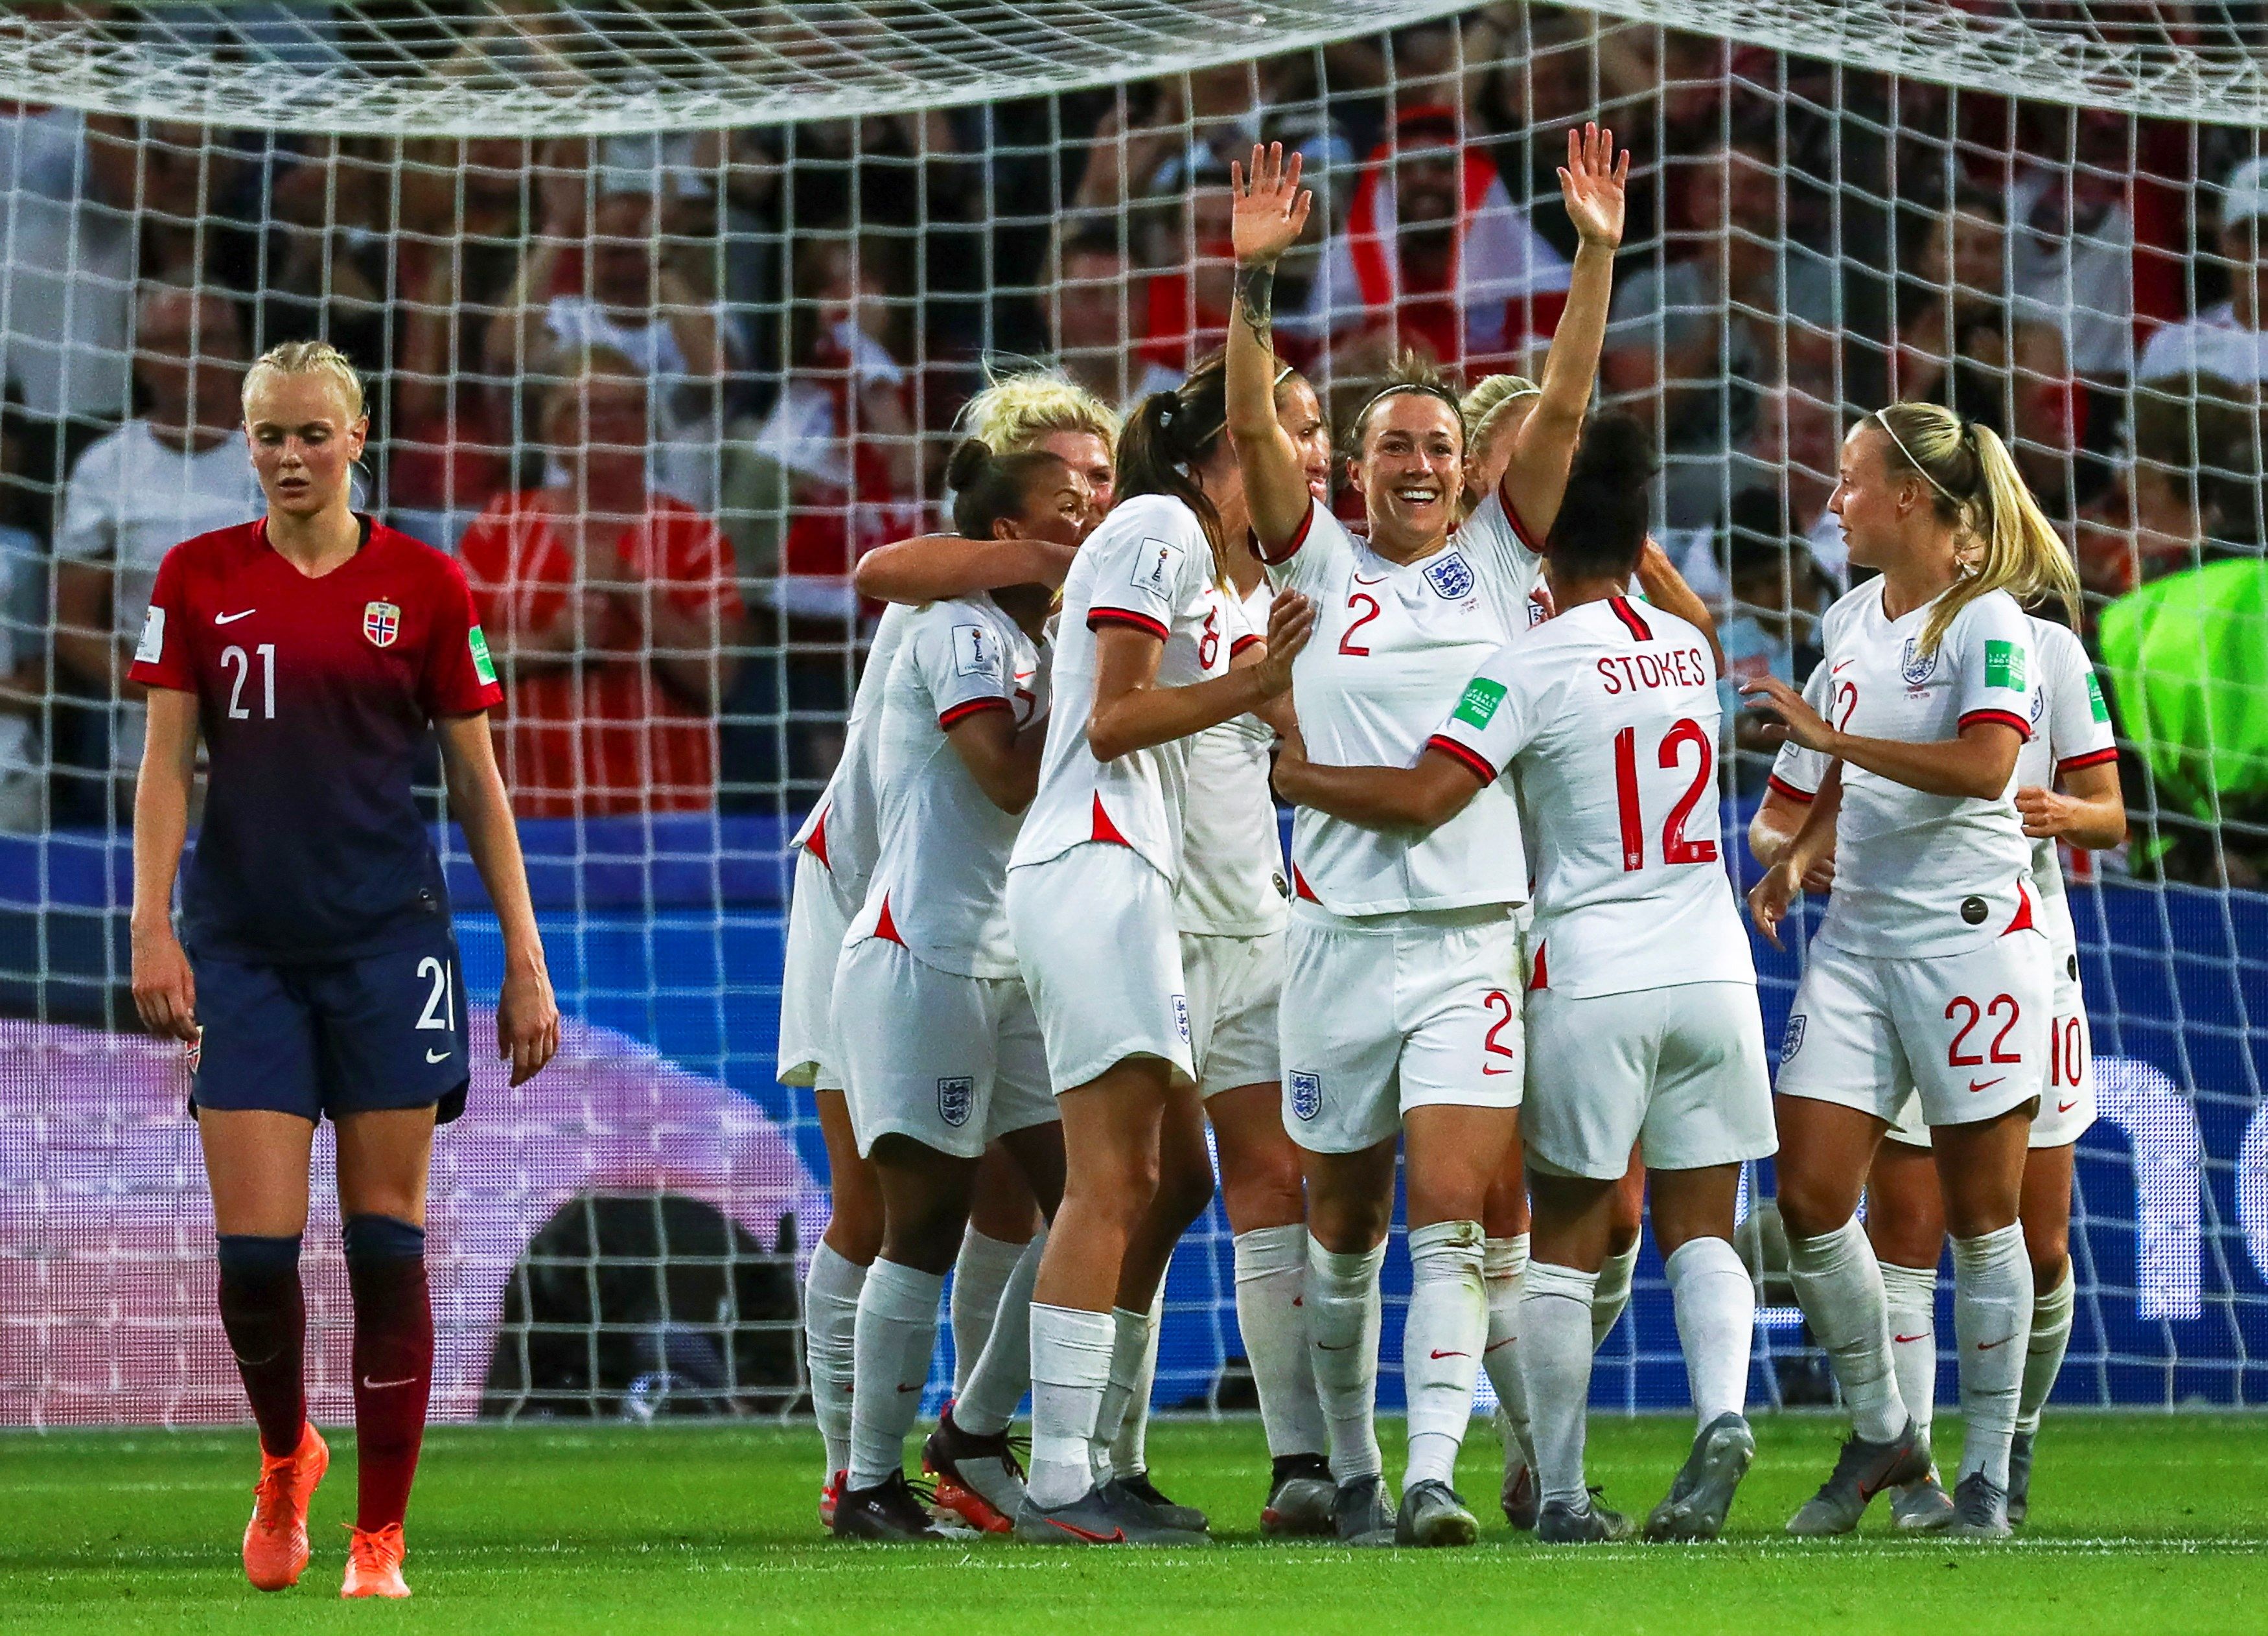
[1234,260,1275,343]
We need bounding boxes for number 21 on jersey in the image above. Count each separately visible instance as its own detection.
[1612,719,1718,872]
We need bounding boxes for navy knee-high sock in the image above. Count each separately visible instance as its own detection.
[216,1234,307,1458]
[343,1215,432,1532]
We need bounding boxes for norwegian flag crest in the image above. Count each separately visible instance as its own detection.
[363,600,401,649]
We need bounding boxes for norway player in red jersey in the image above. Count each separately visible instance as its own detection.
[128,342,560,1598]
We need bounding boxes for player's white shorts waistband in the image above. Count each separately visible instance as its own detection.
[776,846,853,1091]
[834,934,1056,1160]
[1279,901,1523,1154]
[1776,930,2052,1131]
[1523,980,1777,1180]
[1008,842,1193,1093]
[1179,927,1283,1098]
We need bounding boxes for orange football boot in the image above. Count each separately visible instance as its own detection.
[242,1423,329,1591]
[341,1522,410,1599]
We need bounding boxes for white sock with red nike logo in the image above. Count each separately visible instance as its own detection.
[1878,1258,1941,1441]
[1305,1238,1386,1482]
[1951,1224,2033,1489]
[2017,1262,2075,1436]
[1519,1259,1599,1510]
[1482,1234,1533,1473]
[1665,1234,1755,1431]
[847,1258,945,1492]
[1787,1217,1908,1444]
[1402,1220,1486,1491]
[1028,1303,1113,1508]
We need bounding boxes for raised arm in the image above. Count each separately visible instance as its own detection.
[1227,143,1317,552]
[853,533,1080,605]
[437,714,561,1085]
[1500,124,1628,540]
[129,687,201,1042]
[1088,590,1313,763]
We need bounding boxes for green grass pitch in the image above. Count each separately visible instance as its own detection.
[7,1414,2266,1634]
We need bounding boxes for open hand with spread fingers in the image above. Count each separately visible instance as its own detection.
[1231,141,1312,268]
[1560,121,1630,251]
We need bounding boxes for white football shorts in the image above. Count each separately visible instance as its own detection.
[776,845,853,1091]
[833,935,1055,1159]
[1882,934,2093,1151]
[1008,842,1194,1092]
[1179,928,1283,1098]
[1775,929,2052,1131]
[1278,901,1523,1155]
[1523,980,1777,1180]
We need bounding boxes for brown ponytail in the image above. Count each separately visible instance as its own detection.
[1871,401,2082,656]
[1114,350,1230,556]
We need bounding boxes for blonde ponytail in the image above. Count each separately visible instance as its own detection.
[1871,402,2081,656]
[958,363,1120,456]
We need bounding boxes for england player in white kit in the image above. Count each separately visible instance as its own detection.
[1225,130,1627,1549]
[829,443,1089,1541]
[1004,358,1312,1546]
[1768,612,2125,1530]
[1275,414,1774,1544]
[1743,402,2087,1540]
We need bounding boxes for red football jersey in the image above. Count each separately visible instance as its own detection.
[130,514,503,963]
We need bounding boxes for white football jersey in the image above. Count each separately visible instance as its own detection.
[1770,581,2037,958]
[791,601,911,906]
[1176,581,1288,936]
[1011,493,1234,883]
[1262,490,1548,915]
[1429,595,1755,998]
[1774,610,2114,952]
[847,596,1048,978]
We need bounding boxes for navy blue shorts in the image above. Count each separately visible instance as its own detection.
[189,929,471,1124]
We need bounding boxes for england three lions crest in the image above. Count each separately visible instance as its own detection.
[937,1076,974,1127]
[1424,551,1475,601]
[1288,1070,1322,1122]
[1899,636,1937,688]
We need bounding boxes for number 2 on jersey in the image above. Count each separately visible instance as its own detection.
[1612,719,1719,872]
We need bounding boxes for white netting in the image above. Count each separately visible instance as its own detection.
[3,3,2266,1429]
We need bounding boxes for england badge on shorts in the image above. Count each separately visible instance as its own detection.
[1781,1014,1807,1063]
[1424,551,1475,600]
[937,1076,974,1127]
[363,600,401,649]
[1289,1070,1322,1122]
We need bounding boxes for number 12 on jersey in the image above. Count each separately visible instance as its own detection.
[1612,719,1718,873]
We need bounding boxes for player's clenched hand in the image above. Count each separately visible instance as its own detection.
[1747,858,1802,949]
[1798,849,1836,895]
[1230,143,1312,268]
[2015,785,2083,840]
[1741,674,1834,754]
[130,920,199,1043]
[1252,591,1314,697]
[498,958,561,1087]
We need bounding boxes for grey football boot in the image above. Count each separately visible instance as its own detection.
[1101,1471,1209,1535]
[1785,1419,1932,1536]
[1945,1471,2013,1540]
[1888,1465,1957,1532]
[1537,1492,1636,1543]
[2005,1431,2036,1526]
[1332,1473,1398,1547]
[1644,1411,1757,1542]
[1393,1480,1479,1547]
[1013,1482,1210,1547]
[1260,1455,1337,1539]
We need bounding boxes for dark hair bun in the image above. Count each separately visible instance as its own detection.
[945,437,996,493]
[1566,411,1654,491]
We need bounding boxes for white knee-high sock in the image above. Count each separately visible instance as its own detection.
[950,1228,1029,1398]
[1786,1217,1907,1444]
[1402,1221,1486,1491]
[1027,1303,1114,1508]
[1483,1234,1533,1473]
[847,1259,944,1490]
[1306,1238,1387,1482]
[1105,1286,1164,1478]
[956,1230,1044,1436]
[1877,1258,1941,1440]
[1519,1260,1599,1509]
[804,1242,867,1481]
[1591,1240,1640,1350]
[1664,1236,1754,1429]
[1950,1225,2032,1489]
[1234,1225,1328,1459]
[2017,1263,2074,1436]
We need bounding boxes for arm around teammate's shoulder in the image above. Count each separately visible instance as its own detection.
[852,533,1078,605]
[1271,724,1488,833]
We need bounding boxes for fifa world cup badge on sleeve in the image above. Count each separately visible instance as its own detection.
[1289,1070,1322,1122]
[1134,538,1184,593]
[469,625,498,686]
[2085,671,2110,721]
[363,600,401,649]
[135,605,165,664]
[937,1077,974,1127]
[1985,639,2026,691]
[1453,677,1507,729]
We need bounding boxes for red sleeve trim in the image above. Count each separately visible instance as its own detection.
[1608,595,1653,643]
[2056,746,2119,774]
[1766,774,1816,805]
[1494,479,1544,552]
[1425,734,1498,785]
[1231,634,1262,658]
[938,696,1013,732]
[1960,708,2033,741]
[1087,606,1170,642]
[1255,503,1315,567]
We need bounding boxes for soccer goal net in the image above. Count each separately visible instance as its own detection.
[1,1,2263,1431]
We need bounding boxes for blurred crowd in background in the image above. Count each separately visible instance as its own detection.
[3,3,2265,882]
